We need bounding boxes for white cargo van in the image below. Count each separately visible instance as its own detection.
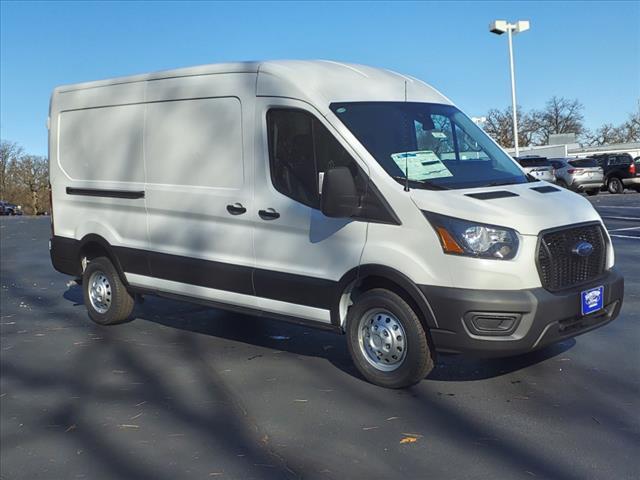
[49,61,624,388]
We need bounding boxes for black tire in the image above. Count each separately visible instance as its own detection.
[607,177,624,194]
[556,179,569,189]
[346,288,434,388]
[82,256,134,325]
[586,189,599,196]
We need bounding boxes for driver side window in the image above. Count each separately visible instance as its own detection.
[266,108,365,209]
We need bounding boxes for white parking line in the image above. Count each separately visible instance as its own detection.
[610,234,640,240]
[608,226,640,232]
[596,206,640,209]
[602,216,640,221]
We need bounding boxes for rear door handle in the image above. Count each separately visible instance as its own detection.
[258,208,280,220]
[226,203,247,215]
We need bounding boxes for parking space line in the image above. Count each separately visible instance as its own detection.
[610,234,640,240]
[608,226,640,232]
[595,206,640,209]
[601,216,640,221]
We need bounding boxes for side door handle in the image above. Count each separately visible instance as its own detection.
[258,208,280,220]
[226,203,247,215]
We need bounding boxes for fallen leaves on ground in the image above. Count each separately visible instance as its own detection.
[400,436,418,444]
[400,432,423,444]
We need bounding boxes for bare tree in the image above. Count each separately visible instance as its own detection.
[483,108,512,148]
[483,106,540,148]
[535,97,585,144]
[582,101,640,146]
[0,140,51,214]
[618,101,640,142]
[582,124,625,146]
[13,155,49,215]
[0,140,23,199]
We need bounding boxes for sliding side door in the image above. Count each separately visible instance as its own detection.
[135,74,257,309]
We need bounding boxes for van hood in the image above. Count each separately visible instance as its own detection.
[409,182,602,236]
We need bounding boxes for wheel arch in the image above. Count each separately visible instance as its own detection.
[333,264,438,332]
[78,234,129,286]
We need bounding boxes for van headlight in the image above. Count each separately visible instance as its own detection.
[423,212,519,260]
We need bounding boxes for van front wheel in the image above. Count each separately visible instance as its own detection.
[82,256,134,325]
[346,288,434,388]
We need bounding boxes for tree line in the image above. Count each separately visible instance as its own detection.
[0,141,50,215]
[483,97,640,149]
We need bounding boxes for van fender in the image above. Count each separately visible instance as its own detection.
[334,264,438,330]
[76,234,130,284]
[75,221,122,248]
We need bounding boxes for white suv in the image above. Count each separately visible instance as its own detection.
[515,155,556,183]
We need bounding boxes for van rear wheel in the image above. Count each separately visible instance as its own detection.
[82,256,134,325]
[346,288,434,388]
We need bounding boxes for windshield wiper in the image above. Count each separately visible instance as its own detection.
[391,176,449,190]
[486,180,518,187]
[485,176,535,187]
[525,174,540,183]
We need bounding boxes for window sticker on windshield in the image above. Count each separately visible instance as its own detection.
[431,131,447,139]
[391,150,453,180]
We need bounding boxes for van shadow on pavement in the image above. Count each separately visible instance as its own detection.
[64,283,574,384]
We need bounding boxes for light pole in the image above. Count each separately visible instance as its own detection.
[489,20,530,157]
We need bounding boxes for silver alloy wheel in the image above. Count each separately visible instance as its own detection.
[88,270,112,314]
[357,309,407,372]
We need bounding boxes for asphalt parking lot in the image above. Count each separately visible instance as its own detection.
[1,192,639,480]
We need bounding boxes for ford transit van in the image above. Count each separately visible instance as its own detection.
[49,61,624,388]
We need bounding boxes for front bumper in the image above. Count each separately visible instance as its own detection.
[420,269,624,357]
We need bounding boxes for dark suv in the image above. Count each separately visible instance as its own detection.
[0,201,23,215]
[589,153,639,194]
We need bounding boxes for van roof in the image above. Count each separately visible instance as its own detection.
[53,60,454,106]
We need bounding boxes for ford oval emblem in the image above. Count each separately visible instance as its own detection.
[572,241,594,257]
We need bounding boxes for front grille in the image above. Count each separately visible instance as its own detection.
[537,223,607,291]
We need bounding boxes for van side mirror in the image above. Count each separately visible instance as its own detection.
[320,167,360,218]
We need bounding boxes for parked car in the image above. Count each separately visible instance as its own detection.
[588,153,639,194]
[48,60,623,389]
[0,201,23,215]
[514,156,556,183]
[549,158,604,196]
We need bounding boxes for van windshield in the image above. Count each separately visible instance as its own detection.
[330,102,528,190]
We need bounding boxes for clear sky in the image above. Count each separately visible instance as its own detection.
[1,0,639,156]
